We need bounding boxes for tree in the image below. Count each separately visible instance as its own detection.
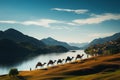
[9,68,19,77]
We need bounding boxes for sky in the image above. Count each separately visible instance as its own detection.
[0,0,120,43]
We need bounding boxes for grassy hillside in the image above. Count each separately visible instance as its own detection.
[0,53,120,80]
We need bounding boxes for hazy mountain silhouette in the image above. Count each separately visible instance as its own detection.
[89,32,120,46]
[69,42,89,48]
[41,37,80,50]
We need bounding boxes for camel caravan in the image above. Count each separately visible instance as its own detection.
[35,54,84,69]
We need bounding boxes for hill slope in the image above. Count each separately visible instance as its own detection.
[0,39,31,65]
[0,53,120,80]
[0,28,45,48]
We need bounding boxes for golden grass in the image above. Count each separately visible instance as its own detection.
[0,53,120,80]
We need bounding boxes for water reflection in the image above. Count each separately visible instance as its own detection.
[0,50,88,75]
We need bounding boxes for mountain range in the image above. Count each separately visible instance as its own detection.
[0,28,69,65]
[0,28,119,65]
[89,32,120,46]
[0,28,45,48]
[85,36,120,55]
[85,32,120,55]
[69,32,120,49]
[71,32,120,49]
[41,37,80,50]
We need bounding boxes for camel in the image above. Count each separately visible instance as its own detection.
[47,60,56,66]
[35,62,46,68]
[75,54,84,60]
[65,56,74,63]
[57,59,64,64]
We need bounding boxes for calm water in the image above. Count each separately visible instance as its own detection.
[0,50,88,75]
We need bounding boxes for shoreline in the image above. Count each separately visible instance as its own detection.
[0,53,120,80]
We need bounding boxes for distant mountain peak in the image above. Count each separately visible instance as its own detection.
[5,28,18,31]
[4,28,22,34]
[47,37,55,40]
[41,37,80,50]
[43,37,56,41]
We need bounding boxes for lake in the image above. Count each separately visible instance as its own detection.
[0,50,89,75]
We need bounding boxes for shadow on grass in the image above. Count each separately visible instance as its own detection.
[64,63,120,76]
[17,76,26,80]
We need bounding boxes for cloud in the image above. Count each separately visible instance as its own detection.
[66,23,76,26]
[51,8,88,14]
[0,19,63,28]
[73,13,120,25]
[0,13,120,29]
[0,20,18,24]
[22,19,62,27]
